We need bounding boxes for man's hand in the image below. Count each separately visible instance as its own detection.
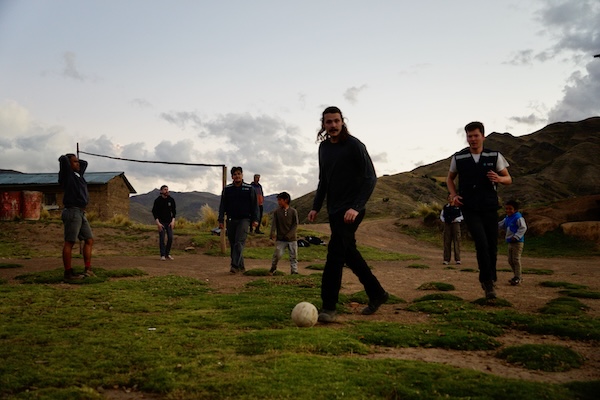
[157,223,163,232]
[308,210,318,222]
[344,208,359,223]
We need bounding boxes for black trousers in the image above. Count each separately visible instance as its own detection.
[321,209,385,310]
[462,208,498,283]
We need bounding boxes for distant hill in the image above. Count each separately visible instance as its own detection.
[129,189,279,223]
[291,117,600,223]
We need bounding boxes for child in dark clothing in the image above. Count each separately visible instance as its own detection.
[498,200,527,285]
[440,194,464,265]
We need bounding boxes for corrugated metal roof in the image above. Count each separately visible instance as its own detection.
[0,172,136,193]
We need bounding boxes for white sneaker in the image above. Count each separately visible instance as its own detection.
[167,255,174,260]
[160,256,166,261]
[443,261,449,265]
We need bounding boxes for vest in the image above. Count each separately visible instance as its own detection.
[455,147,499,211]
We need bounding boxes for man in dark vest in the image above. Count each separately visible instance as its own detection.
[446,121,512,299]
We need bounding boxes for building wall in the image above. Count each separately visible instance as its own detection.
[3,176,131,221]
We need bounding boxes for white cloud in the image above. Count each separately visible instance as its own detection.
[343,85,368,105]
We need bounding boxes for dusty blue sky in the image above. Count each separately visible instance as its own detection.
[1,0,598,198]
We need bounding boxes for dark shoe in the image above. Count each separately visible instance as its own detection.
[64,269,84,281]
[255,230,264,234]
[509,277,522,286]
[268,267,277,276]
[290,271,299,275]
[362,291,390,315]
[83,268,96,277]
[230,267,239,274]
[482,281,497,299]
[318,309,337,323]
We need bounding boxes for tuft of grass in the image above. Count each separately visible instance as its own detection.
[559,289,600,299]
[14,268,146,284]
[414,293,463,302]
[540,281,588,290]
[0,263,24,269]
[305,263,325,270]
[407,263,429,269]
[407,299,476,314]
[346,290,405,305]
[417,282,455,291]
[472,297,513,307]
[540,297,590,315]
[107,214,133,226]
[460,268,478,273]
[496,344,585,372]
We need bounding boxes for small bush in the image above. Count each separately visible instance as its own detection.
[198,204,219,229]
[108,214,133,227]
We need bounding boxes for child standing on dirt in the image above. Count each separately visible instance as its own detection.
[440,194,464,265]
[498,200,527,286]
[269,192,299,275]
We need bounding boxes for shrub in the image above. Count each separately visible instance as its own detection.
[198,204,219,229]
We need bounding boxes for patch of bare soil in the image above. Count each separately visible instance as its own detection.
[1,219,599,390]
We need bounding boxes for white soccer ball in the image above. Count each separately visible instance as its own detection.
[291,302,318,327]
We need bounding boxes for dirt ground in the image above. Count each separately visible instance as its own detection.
[1,219,599,389]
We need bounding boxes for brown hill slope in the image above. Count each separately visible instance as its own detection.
[293,117,600,224]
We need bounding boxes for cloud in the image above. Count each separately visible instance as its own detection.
[343,84,368,105]
[548,61,600,122]
[62,51,86,81]
[510,1,600,123]
[509,113,547,126]
[131,98,153,108]
[160,111,202,130]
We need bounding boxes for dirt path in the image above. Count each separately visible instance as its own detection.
[1,218,599,384]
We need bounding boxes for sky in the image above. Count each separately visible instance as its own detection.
[1,0,599,199]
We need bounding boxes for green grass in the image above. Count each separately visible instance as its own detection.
[497,344,585,372]
[540,281,588,290]
[1,274,598,398]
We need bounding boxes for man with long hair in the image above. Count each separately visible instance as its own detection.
[308,106,389,322]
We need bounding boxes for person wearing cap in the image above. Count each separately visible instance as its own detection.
[269,192,299,275]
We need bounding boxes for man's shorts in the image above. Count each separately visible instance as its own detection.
[62,207,94,242]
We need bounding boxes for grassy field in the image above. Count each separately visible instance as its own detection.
[0,219,599,399]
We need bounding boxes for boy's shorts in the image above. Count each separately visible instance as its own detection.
[62,207,93,242]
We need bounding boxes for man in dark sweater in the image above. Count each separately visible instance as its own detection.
[308,106,389,323]
[218,166,259,273]
[152,185,176,260]
[58,153,94,281]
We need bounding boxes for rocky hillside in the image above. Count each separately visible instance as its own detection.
[291,117,600,229]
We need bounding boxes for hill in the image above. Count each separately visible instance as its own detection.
[291,117,600,225]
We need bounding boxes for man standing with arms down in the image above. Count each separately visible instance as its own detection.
[446,121,512,299]
[250,174,265,234]
[219,166,259,274]
[152,185,176,261]
[58,153,95,281]
[308,106,389,323]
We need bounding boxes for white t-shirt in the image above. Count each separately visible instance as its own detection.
[449,151,509,173]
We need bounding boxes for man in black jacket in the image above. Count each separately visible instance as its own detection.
[218,166,259,274]
[59,153,94,281]
[152,185,176,261]
[446,121,512,299]
[308,106,389,323]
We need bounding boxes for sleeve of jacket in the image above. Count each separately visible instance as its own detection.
[152,197,159,220]
[171,197,176,219]
[515,217,527,239]
[58,155,70,187]
[218,188,226,223]
[352,142,377,211]
[79,159,88,176]
[250,186,259,223]
[270,211,277,237]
